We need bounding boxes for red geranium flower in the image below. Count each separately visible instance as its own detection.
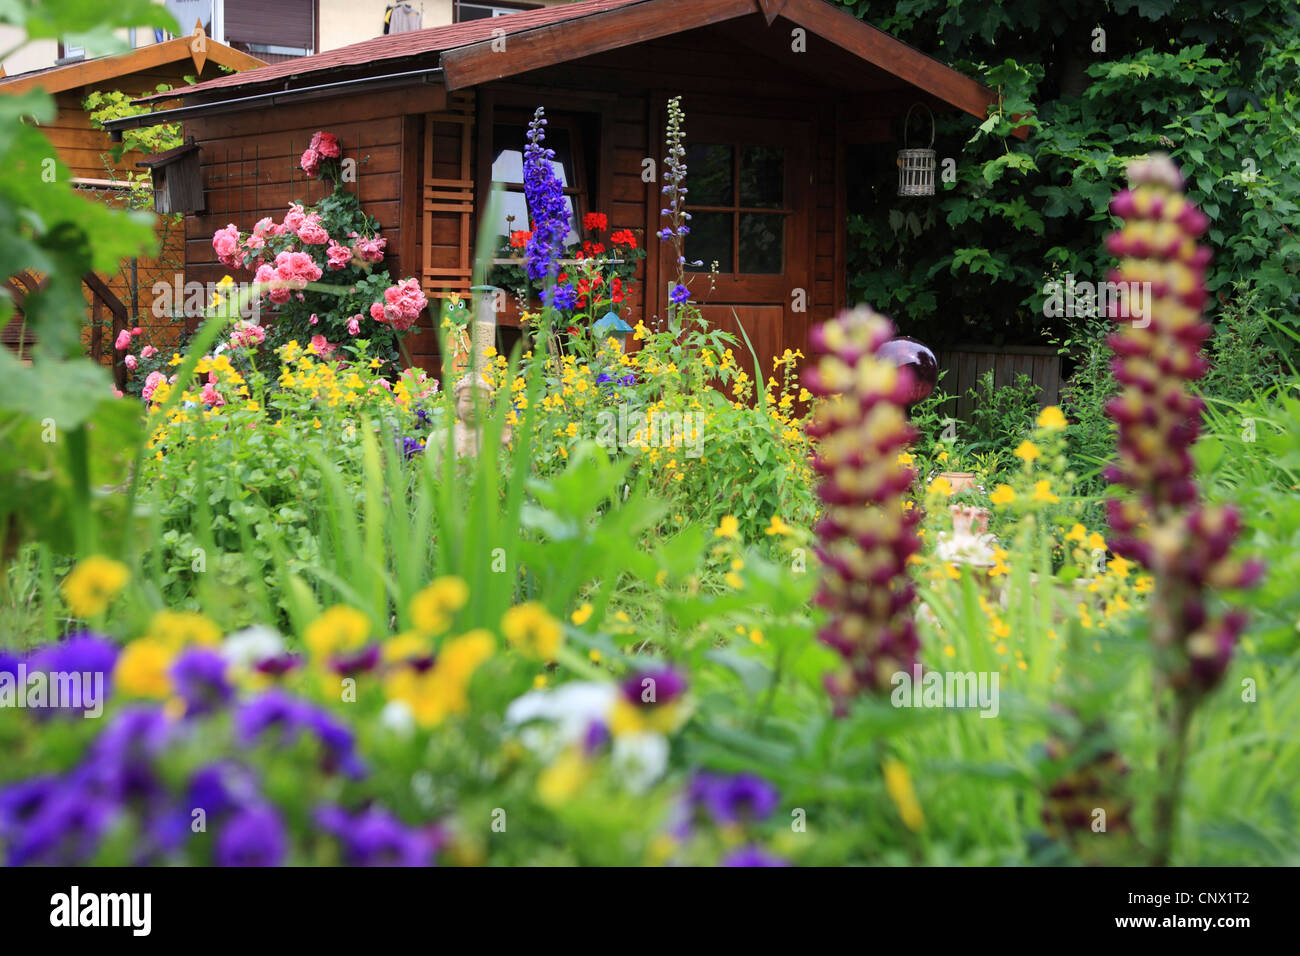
[610,229,637,248]
[583,212,608,233]
[509,230,532,248]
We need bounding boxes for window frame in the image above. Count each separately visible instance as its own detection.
[684,142,794,276]
[488,110,590,247]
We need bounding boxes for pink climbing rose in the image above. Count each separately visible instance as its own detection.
[370,277,427,333]
[300,148,320,177]
[114,329,132,350]
[311,131,342,159]
[213,224,241,268]
[326,241,354,270]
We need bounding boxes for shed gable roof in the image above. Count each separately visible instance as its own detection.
[0,32,265,96]
[134,0,1019,132]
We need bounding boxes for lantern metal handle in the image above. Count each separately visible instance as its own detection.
[902,103,935,149]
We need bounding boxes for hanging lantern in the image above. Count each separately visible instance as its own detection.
[896,104,936,197]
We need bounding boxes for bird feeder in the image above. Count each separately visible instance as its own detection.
[592,311,634,351]
[896,104,936,197]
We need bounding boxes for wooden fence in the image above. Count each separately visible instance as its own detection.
[934,344,1062,422]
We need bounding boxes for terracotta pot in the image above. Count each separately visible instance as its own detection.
[940,470,977,494]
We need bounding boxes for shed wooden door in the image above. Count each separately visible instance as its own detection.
[656,113,813,377]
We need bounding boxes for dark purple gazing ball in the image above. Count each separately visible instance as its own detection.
[877,336,937,406]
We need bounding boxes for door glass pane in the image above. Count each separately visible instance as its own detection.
[496,191,579,249]
[684,144,733,205]
[492,125,573,185]
[738,213,783,273]
[739,145,783,208]
[684,211,733,273]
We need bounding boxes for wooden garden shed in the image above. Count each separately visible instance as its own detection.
[0,25,264,377]
[112,0,1021,372]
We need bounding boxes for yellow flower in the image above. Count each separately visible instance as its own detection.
[304,605,370,659]
[382,629,493,728]
[537,747,591,807]
[714,515,740,538]
[1037,405,1068,430]
[570,602,594,626]
[1087,532,1106,551]
[748,628,764,645]
[1108,555,1133,579]
[409,576,470,634]
[882,758,925,831]
[765,514,793,536]
[1065,523,1086,543]
[115,638,174,698]
[944,563,962,580]
[929,476,953,497]
[896,451,915,467]
[383,631,432,665]
[1032,479,1059,503]
[61,556,129,618]
[502,602,563,659]
[148,610,221,649]
[990,484,1016,505]
[936,450,949,464]
[725,571,745,590]
[1014,440,1041,463]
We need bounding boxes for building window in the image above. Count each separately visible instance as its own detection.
[56,41,86,63]
[490,115,588,248]
[684,143,788,274]
[456,1,541,22]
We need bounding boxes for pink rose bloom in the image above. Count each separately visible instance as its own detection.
[308,334,335,358]
[212,224,241,268]
[114,329,132,350]
[309,314,319,326]
[244,233,265,254]
[132,327,142,337]
[142,345,157,359]
[113,389,124,398]
[200,383,225,407]
[283,204,307,234]
[300,148,320,177]
[297,221,329,245]
[347,315,361,336]
[274,250,323,285]
[255,263,290,305]
[124,354,138,370]
[253,217,274,238]
[230,323,266,349]
[326,241,353,270]
[371,277,427,333]
[350,232,387,263]
[369,301,386,323]
[141,371,165,401]
[310,131,342,159]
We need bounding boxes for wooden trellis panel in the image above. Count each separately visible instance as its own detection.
[421,91,476,298]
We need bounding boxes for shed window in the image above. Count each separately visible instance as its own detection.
[490,118,587,249]
[684,143,788,274]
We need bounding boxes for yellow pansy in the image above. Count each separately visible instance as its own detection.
[304,605,370,659]
[765,514,793,536]
[571,603,594,626]
[148,610,222,649]
[714,515,740,538]
[501,602,563,659]
[1032,480,1059,503]
[61,556,129,618]
[409,576,470,634]
[115,638,174,698]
